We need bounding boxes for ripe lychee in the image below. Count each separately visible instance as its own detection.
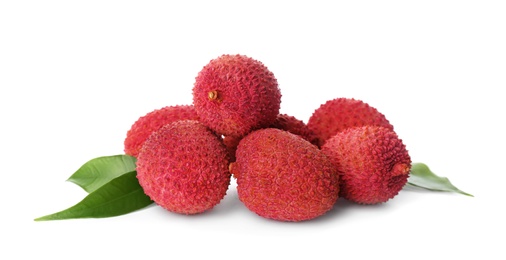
[136,120,231,215]
[321,125,411,204]
[124,105,199,157]
[307,98,393,147]
[192,54,281,137]
[230,128,339,221]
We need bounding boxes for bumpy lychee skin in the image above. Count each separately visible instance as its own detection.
[231,128,339,222]
[307,98,393,147]
[192,54,281,137]
[271,114,319,146]
[321,125,411,204]
[124,105,199,157]
[223,135,242,163]
[136,120,231,215]
[224,114,318,162]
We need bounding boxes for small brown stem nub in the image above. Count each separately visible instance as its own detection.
[208,90,219,101]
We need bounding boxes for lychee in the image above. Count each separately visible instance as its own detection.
[124,105,199,157]
[321,125,411,204]
[230,128,339,221]
[192,54,281,137]
[136,120,231,215]
[307,98,393,147]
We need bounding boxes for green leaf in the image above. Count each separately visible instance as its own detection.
[67,155,137,193]
[408,163,473,197]
[35,171,153,221]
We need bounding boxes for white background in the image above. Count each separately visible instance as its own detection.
[1,1,505,259]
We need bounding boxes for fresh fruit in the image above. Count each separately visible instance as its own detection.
[230,128,339,221]
[37,53,470,224]
[124,105,199,157]
[321,125,411,204]
[136,120,231,214]
[307,98,393,147]
[192,54,281,137]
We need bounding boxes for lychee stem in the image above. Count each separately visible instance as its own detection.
[391,163,410,176]
[208,90,219,101]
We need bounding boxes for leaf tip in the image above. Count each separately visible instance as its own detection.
[34,216,48,221]
[459,191,474,197]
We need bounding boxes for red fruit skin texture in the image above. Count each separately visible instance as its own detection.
[223,134,242,163]
[321,125,411,204]
[124,105,199,157]
[224,113,318,163]
[271,114,319,146]
[136,120,231,215]
[307,98,394,147]
[232,128,339,222]
[192,54,281,137]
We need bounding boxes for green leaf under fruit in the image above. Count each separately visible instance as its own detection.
[408,163,473,197]
[35,171,153,221]
[67,155,137,193]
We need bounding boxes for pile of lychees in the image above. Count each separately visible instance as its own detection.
[124,54,411,222]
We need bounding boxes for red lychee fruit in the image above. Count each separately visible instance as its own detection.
[124,105,199,157]
[230,128,339,221]
[321,125,411,204]
[307,98,393,147]
[192,54,281,137]
[136,120,231,215]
